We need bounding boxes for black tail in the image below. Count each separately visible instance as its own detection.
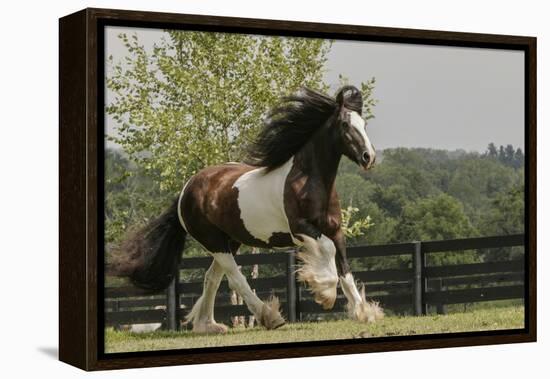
[108,199,187,292]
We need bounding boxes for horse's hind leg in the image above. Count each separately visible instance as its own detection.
[212,252,285,330]
[185,259,228,333]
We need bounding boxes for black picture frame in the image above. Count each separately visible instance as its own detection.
[59,7,537,371]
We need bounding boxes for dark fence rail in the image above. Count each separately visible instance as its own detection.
[105,234,525,330]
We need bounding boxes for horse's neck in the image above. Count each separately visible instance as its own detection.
[294,131,341,192]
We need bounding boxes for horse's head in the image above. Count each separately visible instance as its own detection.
[333,86,376,171]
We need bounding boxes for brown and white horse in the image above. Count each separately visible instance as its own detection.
[110,85,383,333]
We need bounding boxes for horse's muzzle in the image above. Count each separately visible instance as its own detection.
[360,151,375,170]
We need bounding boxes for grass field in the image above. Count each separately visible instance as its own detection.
[105,305,524,353]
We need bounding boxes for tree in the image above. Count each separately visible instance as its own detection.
[480,184,525,261]
[104,149,162,245]
[486,143,498,158]
[481,184,524,236]
[340,204,373,239]
[504,144,516,166]
[513,148,524,169]
[394,194,479,265]
[107,30,332,195]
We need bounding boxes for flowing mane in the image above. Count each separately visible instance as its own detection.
[245,86,363,170]
[245,87,337,170]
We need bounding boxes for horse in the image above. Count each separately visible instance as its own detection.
[110,85,384,334]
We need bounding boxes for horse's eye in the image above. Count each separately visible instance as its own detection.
[342,121,349,128]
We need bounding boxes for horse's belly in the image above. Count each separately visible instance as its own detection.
[233,158,294,245]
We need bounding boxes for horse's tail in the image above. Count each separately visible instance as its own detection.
[107,198,187,292]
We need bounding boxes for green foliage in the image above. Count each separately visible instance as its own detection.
[394,194,480,266]
[340,204,373,239]
[395,194,475,242]
[104,149,163,245]
[484,143,524,169]
[481,183,524,235]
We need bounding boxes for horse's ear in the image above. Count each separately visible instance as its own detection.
[335,86,363,115]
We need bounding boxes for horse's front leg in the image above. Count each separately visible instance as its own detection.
[293,224,339,310]
[332,229,384,323]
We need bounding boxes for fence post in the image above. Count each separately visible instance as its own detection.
[412,241,424,316]
[166,266,181,331]
[286,251,297,323]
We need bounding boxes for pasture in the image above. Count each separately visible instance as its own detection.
[105,305,523,353]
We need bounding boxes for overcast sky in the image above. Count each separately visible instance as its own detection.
[106,26,524,152]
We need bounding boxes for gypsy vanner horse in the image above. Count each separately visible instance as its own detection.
[110,85,383,333]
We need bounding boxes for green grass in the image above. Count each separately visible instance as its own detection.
[105,305,524,353]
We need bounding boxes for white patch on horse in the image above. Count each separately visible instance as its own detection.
[349,111,375,160]
[177,178,191,232]
[233,158,294,244]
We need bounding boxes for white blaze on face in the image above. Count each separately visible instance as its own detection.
[349,111,376,162]
[233,158,294,244]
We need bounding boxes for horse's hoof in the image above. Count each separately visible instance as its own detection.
[271,318,285,330]
[348,287,384,323]
[259,296,286,330]
[193,321,229,334]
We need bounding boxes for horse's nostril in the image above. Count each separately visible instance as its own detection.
[362,151,370,164]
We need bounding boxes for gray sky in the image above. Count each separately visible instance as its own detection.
[106,26,524,152]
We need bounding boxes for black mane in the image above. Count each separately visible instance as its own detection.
[246,86,361,170]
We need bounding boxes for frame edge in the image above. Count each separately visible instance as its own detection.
[59,9,89,371]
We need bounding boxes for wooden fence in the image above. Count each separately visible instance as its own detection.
[105,234,525,330]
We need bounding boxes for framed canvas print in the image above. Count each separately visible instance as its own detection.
[59,8,537,371]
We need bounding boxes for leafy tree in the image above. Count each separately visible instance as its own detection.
[340,204,373,239]
[513,148,525,169]
[394,194,480,265]
[481,184,525,236]
[395,194,476,242]
[486,143,498,158]
[480,184,525,262]
[104,149,162,245]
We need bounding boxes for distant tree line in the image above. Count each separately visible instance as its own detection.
[484,142,524,169]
